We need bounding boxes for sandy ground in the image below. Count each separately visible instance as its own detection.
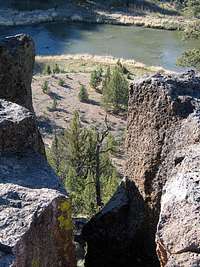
[32,72,127,174]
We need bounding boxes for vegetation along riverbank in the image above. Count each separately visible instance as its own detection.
[0,0,198,30]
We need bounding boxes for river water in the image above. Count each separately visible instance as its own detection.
[0,22,199,71]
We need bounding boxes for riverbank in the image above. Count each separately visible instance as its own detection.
[35,54,170,76]
[0,3,196,30]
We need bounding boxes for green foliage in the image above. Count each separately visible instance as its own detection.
[42,80,49,94]
[184,0,200,17]
[53,64,61,74]
[177,48,200,70]
[58,78,65,87]
[47,111,120,217]
[102,66,129,112]
[78,84,89,103]
[90,67,103,91]
[177,21,200,70]
[183,21,200,40]
[43,64,52,75]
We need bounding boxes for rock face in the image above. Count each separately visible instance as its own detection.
[0,34,76,267]
[0,34,34,111]
[156,137,200,266]
[125,71,200,266]
[83,71,200,267]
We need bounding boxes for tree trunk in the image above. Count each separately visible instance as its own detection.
[95,144,102,207]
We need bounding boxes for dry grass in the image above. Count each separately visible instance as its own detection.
[35,54,169,76]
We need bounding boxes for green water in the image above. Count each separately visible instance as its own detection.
[0,22,199,71]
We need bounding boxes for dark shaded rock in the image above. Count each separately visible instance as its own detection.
[73,217,87,266]
[0,34,35,111]
[0,99,45,155]
[125,71,200,265]
[82,178,145,267]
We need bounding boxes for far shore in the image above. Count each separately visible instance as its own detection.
[0,4,197,31]
[35,53,173,76]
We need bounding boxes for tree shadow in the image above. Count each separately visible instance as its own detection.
[37,115,64,134]
[48,91,64,100]
[88,99,100,106]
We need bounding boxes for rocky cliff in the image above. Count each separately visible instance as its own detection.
[83,71,200,267]
[0,35,76,267]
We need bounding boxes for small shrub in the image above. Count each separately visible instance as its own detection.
[42,81,49,94]
[78,84,89,103]
[58,79,65,87]
[90,67,103,91]
[53,64,61,74]
[43,64,52,75]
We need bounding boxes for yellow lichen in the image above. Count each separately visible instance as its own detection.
[32,259,40,267]
[58,200,73,231]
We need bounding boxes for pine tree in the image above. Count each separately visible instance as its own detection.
[42,80,49,94]
[90,67,103,91]
[78,84,89,103]
[53,64,61,74]
[102,66,129,112]
[44,64,52,75]
[47,112,120,216]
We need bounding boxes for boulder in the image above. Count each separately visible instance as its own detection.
[0,151,76,267]
[0,34,34,111]
[0,99,45,156]
[125,71,200,265]
[0,34,76,267]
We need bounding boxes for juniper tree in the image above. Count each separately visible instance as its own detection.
[47,111,119,216]
[78,84,89,103]
[102,66,129,112]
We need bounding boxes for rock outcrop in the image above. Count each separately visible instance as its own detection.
[125,71,200,266]
[0,34,76,267]
[83,71,200,267]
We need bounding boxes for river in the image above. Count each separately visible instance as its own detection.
[0,22,199,71]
